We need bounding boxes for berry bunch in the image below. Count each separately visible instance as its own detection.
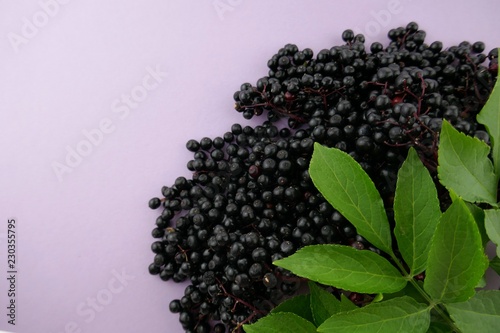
[234,22,496,194]
[149,122,362,332]
[148,22,497,333]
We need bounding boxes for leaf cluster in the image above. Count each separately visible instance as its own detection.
[244,62,500,333]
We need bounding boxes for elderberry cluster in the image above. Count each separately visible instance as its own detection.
[234,22,497,194]
[148,22,497,333]
[149,122,363,332]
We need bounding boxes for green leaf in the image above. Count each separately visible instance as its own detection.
[490,256,500,275]
[466,202,489,246]
[271,294,314,323]
[446,290,500,333]
[437,120,497,204]
[317,296,430,333]
[339,294,358,312]
[243,312,316,333]
[424,198,489,303]
[485,209,500,257]
[309,282,342,326]
[309,143,393,255]
[394,147,442,276]
[477,62,500,176]
[274,244,406,294]
[307,283,357,326]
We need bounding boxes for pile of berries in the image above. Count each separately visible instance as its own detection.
[148,22,497,333]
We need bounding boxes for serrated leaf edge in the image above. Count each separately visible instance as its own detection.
[310,143,393,255]
[317,296,430,333]
[394,147,441,276]
[437,120,497,204]
[274,244,407,294]
[424,199,489,303]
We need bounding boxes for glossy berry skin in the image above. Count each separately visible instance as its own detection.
[148,197,161,209]
[169,299,182,313]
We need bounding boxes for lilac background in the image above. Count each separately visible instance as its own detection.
[1,0,500,332]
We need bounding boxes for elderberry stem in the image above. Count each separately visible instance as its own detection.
[390,255,462,332]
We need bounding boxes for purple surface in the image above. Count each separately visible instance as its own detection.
[1,1,500,332]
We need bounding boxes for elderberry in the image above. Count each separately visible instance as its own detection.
[149,22,497,333]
